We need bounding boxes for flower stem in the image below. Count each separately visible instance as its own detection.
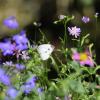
[64,21,67,48]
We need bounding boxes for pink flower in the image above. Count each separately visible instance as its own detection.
[68,26,81,38]
[72,51,94,67]
[72,52,80,61]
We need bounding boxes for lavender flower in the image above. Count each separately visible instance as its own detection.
[0,41,15,56]
[68,26,81,38]
[1,75,11,85]
[0,68,5,76]
[82,16,90,23]
[13,30,28,45]
[0,68,11,85]
[16,44,28,51]
[13,30,28,51]
[3,16,19,29]
[6,87,18,99]
[37,88,43,93]
[21,76,37,94]
[16,64,25,70]
[21,83,34,94]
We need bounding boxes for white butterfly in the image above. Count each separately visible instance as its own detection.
[37,44,54,60]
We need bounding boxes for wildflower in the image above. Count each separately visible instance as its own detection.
[21,83,35,94]
[16,64,25,70]
[3,61,14,67]
[21,76,37,94]
[79,52,94,66]
[6,87,18,99]
[72,51,80,61]
[21,51,30,60]
[72,51,94,67]
[3,16,19,29]
[68,26,81,38]
[16,43,28,51]
[12,30,28,51]
[95,13,99,18]
[0,68,11,85]
[58,15,66,20]
[82,16,90,23]
[37,88,43,93]
[13,30,28,45]
[0,68,5,76]
[0,41,15,56]
[1,74,11,86]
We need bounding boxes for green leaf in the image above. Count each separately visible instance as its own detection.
[69,79,85,94]
[70,61,80,72]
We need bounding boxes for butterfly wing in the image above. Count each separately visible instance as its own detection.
[37,44,54,60]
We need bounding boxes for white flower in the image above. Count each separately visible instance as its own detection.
[58,15,66,20]
[21,51,30,60]
[3,61,14,67]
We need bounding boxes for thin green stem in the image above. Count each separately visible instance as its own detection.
[64,21,67,48]
[39,28,48,43]
[95,17,98,42]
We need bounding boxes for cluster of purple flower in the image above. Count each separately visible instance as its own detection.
[21,76,37,94]
[0,30,28,56]
[5,76,38,99]
[0,16,43,99]
[0,16,28,57]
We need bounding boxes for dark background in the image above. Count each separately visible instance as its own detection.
[0,0,100,64]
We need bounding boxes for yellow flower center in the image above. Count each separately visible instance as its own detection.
[80,53,88,61]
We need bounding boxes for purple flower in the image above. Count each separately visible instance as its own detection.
[0,75,11,85]
[21,76,37,94]
[12,30,28,51]
[21,83,35,94]
[0,68,11,85]
[0,68,5,76]
[82,16,90,23]
[68,26,81,38]
[26,76,37,87]
[13,30,28,45]
[3,16,19,29]
[0,41,15,56]
[37,88,43,93]
[16,44,28,51]
[20,30,26,35]
[6,87,18,99]
[16,64,25,70]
